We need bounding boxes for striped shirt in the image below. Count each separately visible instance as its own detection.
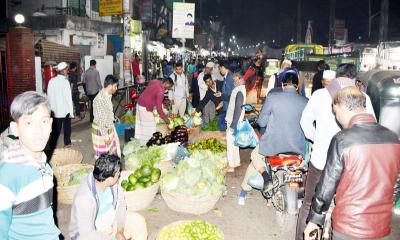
[0,142,60,240]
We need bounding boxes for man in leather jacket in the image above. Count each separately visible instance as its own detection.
[304,86,400,240]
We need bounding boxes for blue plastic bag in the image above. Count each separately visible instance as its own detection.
[233,119,259,148]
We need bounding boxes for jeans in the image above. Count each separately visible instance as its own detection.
[50,113,72,149]
[218,112,226,132]
[296,162,322,240]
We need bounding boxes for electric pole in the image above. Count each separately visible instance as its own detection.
[379,0,389,42]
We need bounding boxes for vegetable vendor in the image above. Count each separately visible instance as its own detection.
[194,73,223,125]
[0,91,60,239]
[92,75,121,159]
[225,73,246,173]
[135,77,174,142]
[69,154,148,240]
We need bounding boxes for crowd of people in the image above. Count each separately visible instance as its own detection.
[0,50,399,240]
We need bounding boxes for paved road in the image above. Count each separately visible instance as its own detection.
[54,118,400,239]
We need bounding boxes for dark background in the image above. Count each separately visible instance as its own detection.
[201,0,400,45]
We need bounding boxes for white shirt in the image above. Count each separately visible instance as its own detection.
[47,74,74,118]
[212,64,223,81]
[169,72,189,100]
[197,71,208,100]
[300,88,375,170]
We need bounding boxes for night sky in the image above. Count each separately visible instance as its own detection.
[201,0,400,46]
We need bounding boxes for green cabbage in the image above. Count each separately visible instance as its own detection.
[123,138,142,156]
[162,172,180,191]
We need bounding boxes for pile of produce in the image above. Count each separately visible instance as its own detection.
[153,108,170,124]
[146,125,188,147]
[161,150,227,197]
[158,220,223,240]
[200,118,218,131]
[185,108,203,128]
[125,144,166,170]
[124,139,180,170]
[168,117,186,129]
[123,138,142,156]
[67,166,93,186]
[188,138,227,153]
[121,165,161,191]
[120,110,136,125]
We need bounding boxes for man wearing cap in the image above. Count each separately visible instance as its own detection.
[266,59,292,95]
[198,62,216,124]
[47,62,74,148]
[296,64,375,240]
[321,70,336,88]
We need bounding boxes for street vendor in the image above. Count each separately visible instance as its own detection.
[135,77,174,142]
[69,154,148,240]
[0,91,60,239]
[92,75,121,159]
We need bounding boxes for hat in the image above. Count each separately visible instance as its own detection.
[323,70,336,81]
[206,62,215,68]
[282,59,292,67]
[56,62,68,71]
[326,77,355,99]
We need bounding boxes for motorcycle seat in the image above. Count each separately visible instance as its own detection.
[267,155,303,168]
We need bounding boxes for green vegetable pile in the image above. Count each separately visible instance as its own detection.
[67,166,93,186]
[120,110,136,125]
[161,150,227,197]
[168,117,186,130]
[125,144,166,170]
[122,138,142,156]
[200,118,219,131]
[158,220,223,240]
[188,138,227,153]
[121,165,161,191]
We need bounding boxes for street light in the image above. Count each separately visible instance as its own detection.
[232,35,236,39]
[14,14,25,24]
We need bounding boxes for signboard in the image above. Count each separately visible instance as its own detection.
[172,2,195,39]
[99,0,122,16]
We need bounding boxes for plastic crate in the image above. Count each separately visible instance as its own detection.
[115,123,132,136]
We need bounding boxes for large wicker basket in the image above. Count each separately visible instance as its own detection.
[160,184,222,215]
[157,220,224,240]
[53,164,93,205]
[49,148,83,168]
[120,170,160,211]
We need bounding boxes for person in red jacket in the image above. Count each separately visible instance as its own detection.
[304,86,400,240]
[132,54,141,81]
[135,78,173,142]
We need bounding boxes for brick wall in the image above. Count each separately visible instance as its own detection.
[6,27,36,101]
[39,39,81,67]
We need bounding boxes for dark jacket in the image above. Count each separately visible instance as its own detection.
[221,71,234,112]
[308,113,400,239]
[257,88,308,157]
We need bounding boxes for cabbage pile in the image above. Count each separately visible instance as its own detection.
[125,144,166,170]
[161,150,227,197]
[153,108,170,124]
[185,108,203,128]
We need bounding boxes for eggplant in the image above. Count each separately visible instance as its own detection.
[153,132,163,138]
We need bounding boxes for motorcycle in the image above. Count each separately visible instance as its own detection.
[242,104,307,215]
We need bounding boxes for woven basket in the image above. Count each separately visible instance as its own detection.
[157,220,224,240]
[120,170,160,211]
[160,184,222,215]
[53,164,93,205]
[49,148,83,168]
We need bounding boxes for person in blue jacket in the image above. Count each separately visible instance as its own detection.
[215,61,234,131]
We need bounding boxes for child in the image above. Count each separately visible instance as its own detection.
[0,91,60,239]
